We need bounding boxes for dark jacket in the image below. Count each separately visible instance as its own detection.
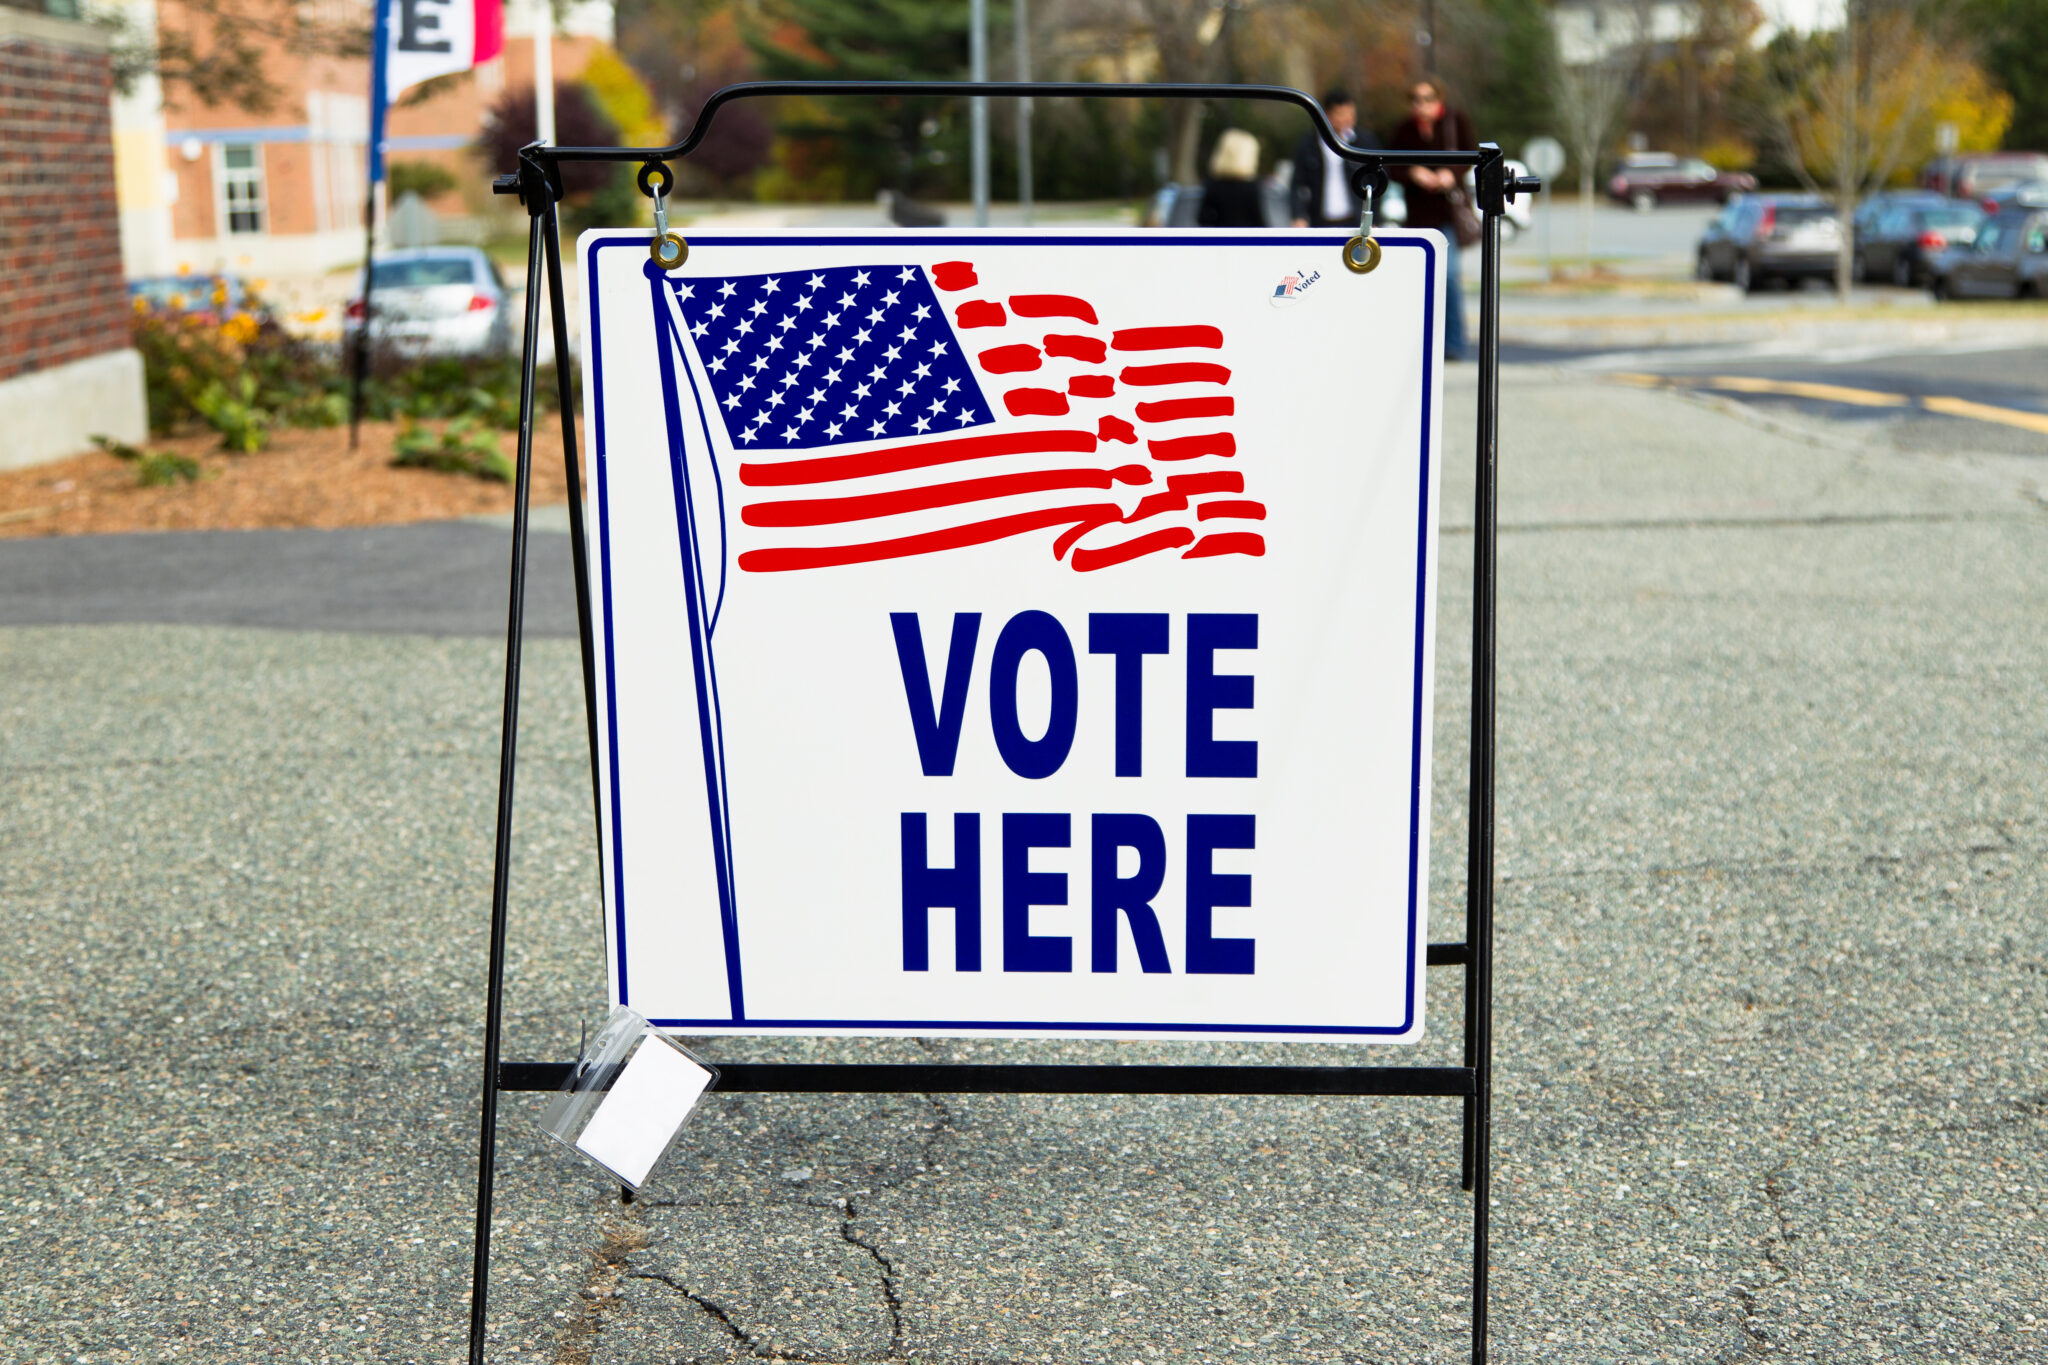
[1387,108,1476,231]
[1289,126,1383,227]
[1198,177,1265,228]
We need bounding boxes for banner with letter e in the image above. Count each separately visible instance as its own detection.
[367,0,504,184]
[577,229,1446,1043]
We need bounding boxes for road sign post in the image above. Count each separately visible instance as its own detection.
[477,80,1536,1364]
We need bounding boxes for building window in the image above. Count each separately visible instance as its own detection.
[220,145,266,235]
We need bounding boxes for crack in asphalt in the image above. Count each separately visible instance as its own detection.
[633,1269,809,1361]
[834,1197,905,1355]
[620,1079,960,1361]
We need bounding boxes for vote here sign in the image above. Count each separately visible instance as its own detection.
[576,229,1445,1043]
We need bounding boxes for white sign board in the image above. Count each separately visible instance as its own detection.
[576,228,1445,1043]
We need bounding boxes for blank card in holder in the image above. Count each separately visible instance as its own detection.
[536,1007,716,1190]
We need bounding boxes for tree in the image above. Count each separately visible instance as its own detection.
[1754,3,2002,297]
[104,0,362,114]
[1958,0,2048,151]
[748,0,980,200]
[614,0,773,193]
[1549,0,1646,270]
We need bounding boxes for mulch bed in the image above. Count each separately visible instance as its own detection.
[0,417,579,538]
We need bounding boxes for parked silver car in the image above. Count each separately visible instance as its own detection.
[1696,193,1842,292]
[344,247,515,358]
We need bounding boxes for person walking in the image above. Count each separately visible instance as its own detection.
[1388,77,1475,359]
[1290,89,1382,229]
[1199,128,1266,227]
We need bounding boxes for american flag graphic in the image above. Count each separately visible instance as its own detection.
[657,259,1266,574]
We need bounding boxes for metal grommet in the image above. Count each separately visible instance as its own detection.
[636,161,673,199]
[651,231,688,270]
[1343,235,1382,274]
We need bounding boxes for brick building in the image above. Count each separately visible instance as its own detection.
[108,0,614,279]
[0,0,147,467]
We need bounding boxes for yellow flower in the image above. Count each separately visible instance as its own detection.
[133,296,150,312]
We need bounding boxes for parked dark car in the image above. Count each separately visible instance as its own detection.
[1852,188,1947,240]
[1854,199,1985,286]
[1975,180,2048,216]
[1926,205,2048,300]
[1696,194,1842,292]
[1921,152,2048,200]
[1608,152,1756,210]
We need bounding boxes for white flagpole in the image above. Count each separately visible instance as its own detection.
[532,0,555,144]
[969,0,988,226]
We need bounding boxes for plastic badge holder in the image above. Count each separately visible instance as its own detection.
[537,1006,716,1190]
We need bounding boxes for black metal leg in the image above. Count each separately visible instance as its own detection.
[467,172,551,1365]
[1466,199,1504,1365]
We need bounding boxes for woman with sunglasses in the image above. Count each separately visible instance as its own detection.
[1388,78,1475,360]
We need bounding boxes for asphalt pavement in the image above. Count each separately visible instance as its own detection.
[3,366,2046,1363]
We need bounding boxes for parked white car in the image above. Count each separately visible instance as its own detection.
[344,247,515,358]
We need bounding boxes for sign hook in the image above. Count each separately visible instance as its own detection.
[642,161,687,270]
[1344,180,1381,275]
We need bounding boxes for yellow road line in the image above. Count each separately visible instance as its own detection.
[1701,375,1910,407]
[1920,394,2048,436]
[1606,370,2048,436]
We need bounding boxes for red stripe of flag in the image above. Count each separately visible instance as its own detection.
[1004,388,1069,416]
[1196,499,1265,521]
[1121,362,1231,386]
[1072,527,1196,572]
[1111,325,1222,350]
[739,502,1123,572]
[1043,334,1107,363]
[739,429,1098,487]
[1168,471,1242,495]
[1148,433,1236,461]
[1183,532,1266,559]
[1135,396,1234,422]
[744,464,1152,527]
[1010,294,1099,323]
[979,344,1042,373]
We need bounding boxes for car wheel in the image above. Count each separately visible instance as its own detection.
[1696,251,1716,281]
[1931,274,1953,301]
[1852,248,1870,283]
[1734,257,1760,294]
[1630,190,1656,213]
[1892,254,1915,289]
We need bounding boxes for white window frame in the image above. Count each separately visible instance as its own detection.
[215,143,268,237]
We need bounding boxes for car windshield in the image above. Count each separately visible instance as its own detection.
[132,278,227,308]
[371,258,476,288]
[1922,207,1984,229]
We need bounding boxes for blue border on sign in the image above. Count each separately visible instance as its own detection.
[584,231,1440,1037]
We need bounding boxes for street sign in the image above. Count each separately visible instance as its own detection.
[576,229,1446,1042]
[1522,136,1565,183]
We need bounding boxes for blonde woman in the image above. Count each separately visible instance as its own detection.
[1199,128,1266,228]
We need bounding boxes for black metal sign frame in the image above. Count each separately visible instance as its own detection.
[470,79,1532,1365]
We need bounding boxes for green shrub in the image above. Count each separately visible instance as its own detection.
[388,160,460,200]
[91,433,203,487]
[391,415,514,482]
[192,375,272,453]
[137,452,203,486]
